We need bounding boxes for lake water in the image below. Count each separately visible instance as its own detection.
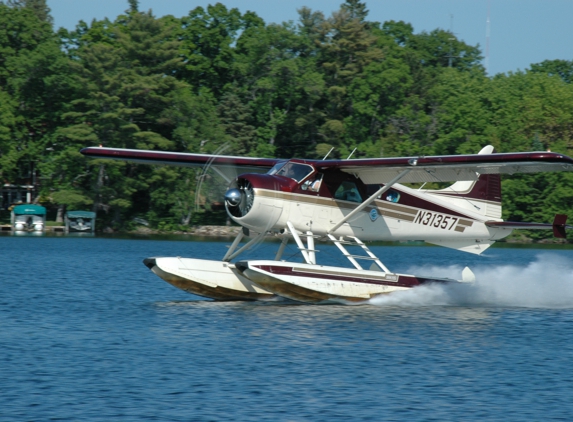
[2,233,573,421]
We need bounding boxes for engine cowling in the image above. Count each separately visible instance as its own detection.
[224,174,285,233]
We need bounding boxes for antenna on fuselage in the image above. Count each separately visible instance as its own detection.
[322,147,335,160]
[346,148,357,159]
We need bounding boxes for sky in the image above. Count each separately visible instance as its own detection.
[47,0,573,76]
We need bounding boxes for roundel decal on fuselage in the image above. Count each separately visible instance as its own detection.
[370,208,379,221]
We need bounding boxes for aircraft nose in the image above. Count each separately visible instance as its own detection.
[225,188,242,207]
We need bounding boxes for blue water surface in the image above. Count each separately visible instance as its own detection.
[1,234,573,421]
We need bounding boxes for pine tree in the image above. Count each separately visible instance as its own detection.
[56,11,189,226]
[217,88,256,156]
[6,0,53,24]
[127,0,138,14]
[315,4,383,152]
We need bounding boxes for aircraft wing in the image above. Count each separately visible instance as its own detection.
[80,147,282,182]
[81,146,573,184]
[314,151,573,184]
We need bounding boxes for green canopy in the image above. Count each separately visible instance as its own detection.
[66,211,96,219]
[12,204,46,215]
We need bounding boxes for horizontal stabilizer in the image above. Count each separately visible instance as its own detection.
[486,214,572,238]
[426,239,495,255]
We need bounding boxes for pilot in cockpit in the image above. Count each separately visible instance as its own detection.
[276,162,314,182]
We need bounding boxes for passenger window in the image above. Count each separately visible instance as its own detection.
[334,181,363,203]
[385,189,400,203]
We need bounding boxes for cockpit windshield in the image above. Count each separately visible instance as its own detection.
[274,162,314,182]
[267,161,288,175]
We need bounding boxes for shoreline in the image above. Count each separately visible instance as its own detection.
[125,225,242,237]
[122,225,570,244]
[2,224,570,245]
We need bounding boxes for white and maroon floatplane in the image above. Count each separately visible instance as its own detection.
[81,145,573,304]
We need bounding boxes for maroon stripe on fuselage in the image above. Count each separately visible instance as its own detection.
[379,187,477,220]
[253,265,450,288]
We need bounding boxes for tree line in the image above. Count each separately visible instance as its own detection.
[1,0,572,237]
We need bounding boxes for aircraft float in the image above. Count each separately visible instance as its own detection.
[81,145,573,304]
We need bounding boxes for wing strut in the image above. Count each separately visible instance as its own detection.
[327,169,411,235]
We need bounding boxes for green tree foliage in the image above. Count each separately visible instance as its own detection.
[427,68,492,155]
[177,3,263,96]
[1,0,572,237]
[0,1,73,192]
[530,59,573,84]
[234,20,316,157]
[315,3,384,154]
[5,0,53,24]
[55,9,190,226]
[0,88,18,180]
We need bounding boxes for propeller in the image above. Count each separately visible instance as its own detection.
[193,144,284,258]
[194,143,232,213]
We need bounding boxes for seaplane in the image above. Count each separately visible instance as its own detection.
[81,145,573,304]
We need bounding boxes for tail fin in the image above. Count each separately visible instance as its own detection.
[427,145,502,219]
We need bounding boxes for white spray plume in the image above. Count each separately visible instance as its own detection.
[370,254,573,309]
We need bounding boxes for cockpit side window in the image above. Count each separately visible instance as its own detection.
[275,162,314,182]
[334,181,363,203]
[301,173,323,192]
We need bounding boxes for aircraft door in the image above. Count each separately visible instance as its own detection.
[290,173,329,232]
[331,180,364,234]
